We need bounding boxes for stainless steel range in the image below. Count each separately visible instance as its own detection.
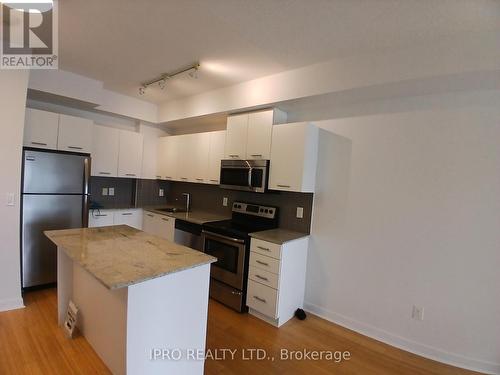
[202,202,278,312]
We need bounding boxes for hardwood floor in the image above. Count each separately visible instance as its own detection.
[0,288,482,375]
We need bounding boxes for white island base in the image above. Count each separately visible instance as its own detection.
[57,248,211,375]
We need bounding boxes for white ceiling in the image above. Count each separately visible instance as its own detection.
[59,0,500,104]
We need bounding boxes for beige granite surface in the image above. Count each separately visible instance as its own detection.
[249,229,309,245]
[144,207,229,225]
[44,225,216,290]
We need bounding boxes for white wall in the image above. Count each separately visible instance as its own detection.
[0,71,29,311]
[305,103,500,373]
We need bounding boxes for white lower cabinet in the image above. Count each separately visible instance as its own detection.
[246,236,309,327]
[88,209,115,228]
[113,209,143,230]
[142,211,175,242]
[88,209,143,230]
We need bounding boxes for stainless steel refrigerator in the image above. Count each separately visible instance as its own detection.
[21,149,90,288]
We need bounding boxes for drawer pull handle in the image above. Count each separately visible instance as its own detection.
[196,178,204,181]
[68,146,83,150]
[31,141,47,146]
[125,173,136,176]
[210,179,218,182]
[156,175,161,179]
[146,214,154,217]
[250,154,262,157]
[161,218,170,222]
[165,176,172,179]
[229,154,239,158]
[181,177,188,180]
[255,274,269,282]
[277,184,291,188]
[256,260,269,266]
[99,172,111,175]
[253,296,267,303]
[257,246,270,252]
[122,213,133,216]
[95,214,108,217]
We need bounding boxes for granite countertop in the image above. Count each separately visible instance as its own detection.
[44,225,216,290]
[250,228,309,245]
[143,207,230,225]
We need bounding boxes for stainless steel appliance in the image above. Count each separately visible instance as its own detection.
[174,219,203,251]
[219,159,269,193]
[21,149,91,288]
[202,202,278,312]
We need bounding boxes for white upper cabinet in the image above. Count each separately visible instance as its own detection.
[224,109,286,160]
[192,132,210,183]
[207,131,226,184]
[142,133,160,180]
[24,108,59,150]
[158,136,178,181]
[269,122,319,193]
[91,125,119,177]
[246,110,274,160]
[176,134,192,182]
[57,114,93,153]
[118,130,144,178]
[224,113,248,159]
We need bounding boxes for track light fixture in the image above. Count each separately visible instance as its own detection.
[139,63,200,95]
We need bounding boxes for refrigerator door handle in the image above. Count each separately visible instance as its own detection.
[82,195,89,228]
[82,157,91,228]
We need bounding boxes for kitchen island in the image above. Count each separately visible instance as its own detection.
[45,225,216,375]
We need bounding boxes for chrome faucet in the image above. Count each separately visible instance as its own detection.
[182,192,191,212]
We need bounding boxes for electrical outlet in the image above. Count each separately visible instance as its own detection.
[159,188,164,197]
[296,207,304,219]
[6,193,15,206]
[412,305,424,321]
[102,188,108,196]
[223,197,228,207]
[108,187,115,196]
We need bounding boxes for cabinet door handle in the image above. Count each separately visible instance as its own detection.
[95,214,108,217]
[255,274,269,282]
[31,141,47,146]
[121,213,133,216]
[256,260,269,266]
[228,154,239,158]
[196,178,204,181]
[161,217,170,222]
[125,173,136,177]
[250,154,262,157]
[253,296,267,303]
[277,184,291,188]
[210,179,218,182]
[156,175,161,179]
[68,146,83,150]
[165,176,173,179]
[180,177,188,180]
[146,214,154,218]
[99,171,111,175]
[257,246,270,252]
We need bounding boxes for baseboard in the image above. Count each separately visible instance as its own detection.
[304,301,500,375]
[0,297,25,312]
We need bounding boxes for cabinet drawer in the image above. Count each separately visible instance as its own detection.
[249,252,280,274]
[247,279,278,318]
[248,266,279,290]
[250,238,281,259]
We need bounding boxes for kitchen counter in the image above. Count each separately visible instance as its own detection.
[45,225,214,375]
[250,228,309,245]
[144,206,230,225]
[45,225,215,289]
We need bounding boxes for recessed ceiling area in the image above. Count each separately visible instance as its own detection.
[59,0,500,104]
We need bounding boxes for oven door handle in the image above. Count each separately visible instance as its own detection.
[202,230,246,244]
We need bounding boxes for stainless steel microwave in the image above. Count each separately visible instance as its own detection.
[219,159,269,193]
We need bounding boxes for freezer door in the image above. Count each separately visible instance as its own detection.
[22,194,84,288]
[23,150,89,194]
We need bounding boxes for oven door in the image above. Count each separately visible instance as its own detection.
[202,231,247,290]
[219,160,268,193]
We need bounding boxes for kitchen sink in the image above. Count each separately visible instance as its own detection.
[157,207,187,213]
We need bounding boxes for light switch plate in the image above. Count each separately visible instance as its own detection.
[108,187,115,196]
[296,207,304,219]
[223,197,228,207]
[6,193,15,206]
[102,188,108,196]
[159,188,164,197]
